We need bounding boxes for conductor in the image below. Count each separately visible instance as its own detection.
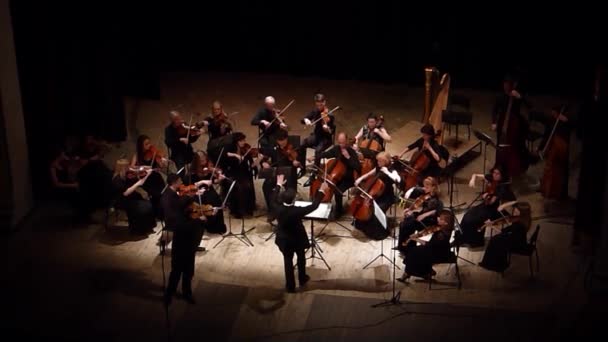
[271,174,329,293]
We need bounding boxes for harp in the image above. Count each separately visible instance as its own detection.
[423,67,451,144]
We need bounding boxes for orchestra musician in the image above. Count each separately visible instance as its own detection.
[50,136,88,222]
[479,202,531,273]
[351,151,400,239]
[353,113,391,156]
[251,96,287,155]
[301,93,336,186]
[261,130,301,221]
[111,159,157,234]
[162,174,211,305]
[456,166,515,247]
[397,209,455,282]
[131,134,168,218]
[491,75,532,178]
[165,111,202,171]
[225,132,257,218]
[398,124,448,184]
[269,174,330,293]
[188,151,228,235]
[395,176,443,253]
[198,101,233,142]
[538,105,574,200]
[311,132,361,218]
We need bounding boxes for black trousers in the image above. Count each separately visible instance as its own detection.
[301,134,332,166]
[166,225,198,297]
[279,246,307,291]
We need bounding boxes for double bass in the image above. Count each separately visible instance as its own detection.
[495,84,529,177]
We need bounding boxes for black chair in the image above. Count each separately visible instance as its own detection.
[429,248,462,290]
[509,224,541,278]
[442,94,473,140]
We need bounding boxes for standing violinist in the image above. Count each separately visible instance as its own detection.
[131,134,168,218]
[261,130,301,219]
[395,176,443,253]
[199,101,233,142]
[354,113,391,156]
[188,151,227,235]
[538,105,574,200]
[351,151,399,239]
[491,76,532,178]
[310,132,361,218]
[224,132,257,218]
[301,93,337,186]
[398,124,448,184]
[456,166,515,247]
[165,111,202,171]
[251,96,287,156]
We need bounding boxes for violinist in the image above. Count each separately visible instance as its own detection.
[251,96,287,155]
[301,93,336,182]
[538,105,574,200]
[479,202,531,273]
[188,151,227,235]
[111,159,157,234]
[397,210,454,282]
[131,134,168,218]
[395,176,443,253]
[162,174,209,306]
[225,132,257,218]
[261,130,301,219]
[457,166,515,247]
[351,151,399,239]
[491,75,532,178]
[165,111,202,171]
[398,124,448,184]
[354,113,391,157]
[199,101,233,141]
[312,132,361,218]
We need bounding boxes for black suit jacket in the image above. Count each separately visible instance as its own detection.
[271,187,325,250]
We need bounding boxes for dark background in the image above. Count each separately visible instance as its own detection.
[8,1,605,198]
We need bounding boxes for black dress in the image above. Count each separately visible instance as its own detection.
[479,222,528,272]
[457,175,515,247]
[397,189,443,251]
[224,145,256,218]
[136,156,167,219]
[112,176,157,233]
[353,168,397,240]
[404,228,452,278]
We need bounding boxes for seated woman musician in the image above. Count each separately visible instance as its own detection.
[131,134,169,218]
[397,209,455,281]
[111,159,157,234]
[350,151,400,240]
[353,113,391,156]
[187,151,227,235]
[457,165,515,247]
[395,176,443,253]
[224,132,257,218]
[478,202,531,273]
[397,124,448,184]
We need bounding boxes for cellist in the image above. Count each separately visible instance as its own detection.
[398,124,448,184]
[351,151,400,239]
[353,113,391,156]
[308,132,361,218]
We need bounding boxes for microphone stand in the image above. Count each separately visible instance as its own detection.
[371,215,402,307]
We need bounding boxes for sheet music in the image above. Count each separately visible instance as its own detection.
[373,201,387,230]
[294,201,332,219]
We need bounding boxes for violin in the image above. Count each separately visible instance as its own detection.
[239,143,260,158]
[484,180,498,205]
[477,215,520,232]
[400,191,432,213]
[177,184,199,197]
[126,166,158,180]
[188,202,220,219]
[279,142,298,162]
[143,145,165,167]
[404,225,444,245]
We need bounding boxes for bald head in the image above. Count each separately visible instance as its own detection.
[264,96,275,110]
[337,132,348,148]
[169,111,183,126]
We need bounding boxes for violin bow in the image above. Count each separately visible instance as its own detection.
[186,115,194,141]
[310,106,341,126]
[266,99,295,130]
[539,104,566,161]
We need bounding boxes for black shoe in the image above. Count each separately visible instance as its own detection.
[196,246,206,252]
[299,275,311,287]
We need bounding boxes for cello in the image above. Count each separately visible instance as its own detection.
[348,169,385,221]
[309,158,347,203]
[357,115,384,175]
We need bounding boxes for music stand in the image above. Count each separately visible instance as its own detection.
[295,201,332,270]
[213,180,255,248]
[371,207,402,308]
[363,201,400,270]
[444,155,467,211]
[469,130,497,209]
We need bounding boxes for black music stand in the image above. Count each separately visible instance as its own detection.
[371,212,403,308]
[296,201,332,270]
[468,130,497,209]
[213,180,255,248]
[362,200,400,270]
[444,155,467,211]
